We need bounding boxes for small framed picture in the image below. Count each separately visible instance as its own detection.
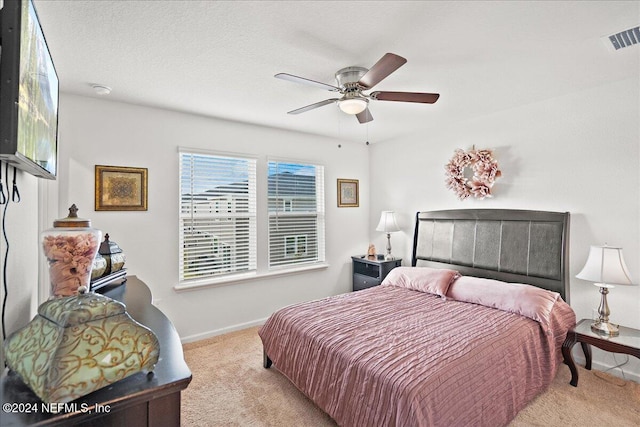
[337,179,359,207]
[95,165,148,211]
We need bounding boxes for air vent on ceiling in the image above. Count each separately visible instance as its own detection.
[604,26,639,51]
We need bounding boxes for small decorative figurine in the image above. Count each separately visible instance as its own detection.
[367,244,376,259]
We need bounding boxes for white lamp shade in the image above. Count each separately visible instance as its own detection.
[376,211,400,233]
[338,98,368,115]
[576,245,635,287]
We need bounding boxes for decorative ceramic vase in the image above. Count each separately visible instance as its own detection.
[41,204,102,297]
[3,292,160,403]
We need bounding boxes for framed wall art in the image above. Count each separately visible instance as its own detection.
[337,178,359,208]
[95,165,148,211]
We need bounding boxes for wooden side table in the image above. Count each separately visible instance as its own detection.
[562,318,640,386]
[351,255,401,291]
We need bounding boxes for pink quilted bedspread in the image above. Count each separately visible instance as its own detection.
[259,285,575,427]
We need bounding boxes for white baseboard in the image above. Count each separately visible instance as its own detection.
[572,354,640,383]
[180,317,269,344]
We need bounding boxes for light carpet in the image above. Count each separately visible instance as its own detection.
[182,326,640,426]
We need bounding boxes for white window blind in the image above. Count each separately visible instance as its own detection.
[268,161,325,268]
[179,152,257,282]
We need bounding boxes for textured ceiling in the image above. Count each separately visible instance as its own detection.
[33,0,639,144]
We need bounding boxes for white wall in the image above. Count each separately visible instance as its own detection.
[57,94,369,341]
[0,170,40,364]
[369,77,640,379]
[4,78,637,379]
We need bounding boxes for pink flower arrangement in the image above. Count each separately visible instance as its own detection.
[445,148,501,200]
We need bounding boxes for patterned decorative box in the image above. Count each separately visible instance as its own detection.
[99,233,126,276]
[3,292,159,403]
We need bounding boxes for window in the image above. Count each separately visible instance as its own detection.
[268,161,325,268]
[179,151,325,286]
[179,152,257,282]
[284,235,308,258]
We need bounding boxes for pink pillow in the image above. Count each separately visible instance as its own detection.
[446,276,560,331]
[381,267,460,297]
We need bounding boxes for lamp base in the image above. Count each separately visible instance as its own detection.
[384,233,394,261]
[591,320,619,336]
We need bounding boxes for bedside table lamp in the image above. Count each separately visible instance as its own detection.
[376,211,400,260]
[576,245,636,336]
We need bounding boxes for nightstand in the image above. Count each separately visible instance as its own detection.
[562,318,640,386]
[351,255,402,291]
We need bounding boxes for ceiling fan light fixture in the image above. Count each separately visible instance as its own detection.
[338,97,368,115]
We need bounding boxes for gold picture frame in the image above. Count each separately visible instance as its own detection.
[95,165,148,211]
[337,179,359,207]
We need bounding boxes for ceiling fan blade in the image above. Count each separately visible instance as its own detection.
[371,91,440,104]
[358,53,407,89]
[356,108,373,124]
[275,73,341,92]
[287,98,339,115]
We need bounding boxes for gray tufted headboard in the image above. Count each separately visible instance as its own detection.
[411,209,570,302]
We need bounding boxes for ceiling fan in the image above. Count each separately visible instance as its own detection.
[275,53,439,124]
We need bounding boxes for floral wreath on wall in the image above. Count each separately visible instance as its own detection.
[445,147,501,200]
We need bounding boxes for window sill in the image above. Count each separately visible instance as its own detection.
[174,262,330,292]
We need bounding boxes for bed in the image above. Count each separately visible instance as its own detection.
[259,209,576,427]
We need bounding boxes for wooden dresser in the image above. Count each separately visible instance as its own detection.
[1,276,192,426]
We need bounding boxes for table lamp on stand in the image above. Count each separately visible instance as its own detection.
[576,245,635,336]
[376,211,400,260]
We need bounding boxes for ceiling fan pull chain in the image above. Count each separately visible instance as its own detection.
[366,122,369,145]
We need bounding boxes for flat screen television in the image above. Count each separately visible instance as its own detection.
[0,0,58,179]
